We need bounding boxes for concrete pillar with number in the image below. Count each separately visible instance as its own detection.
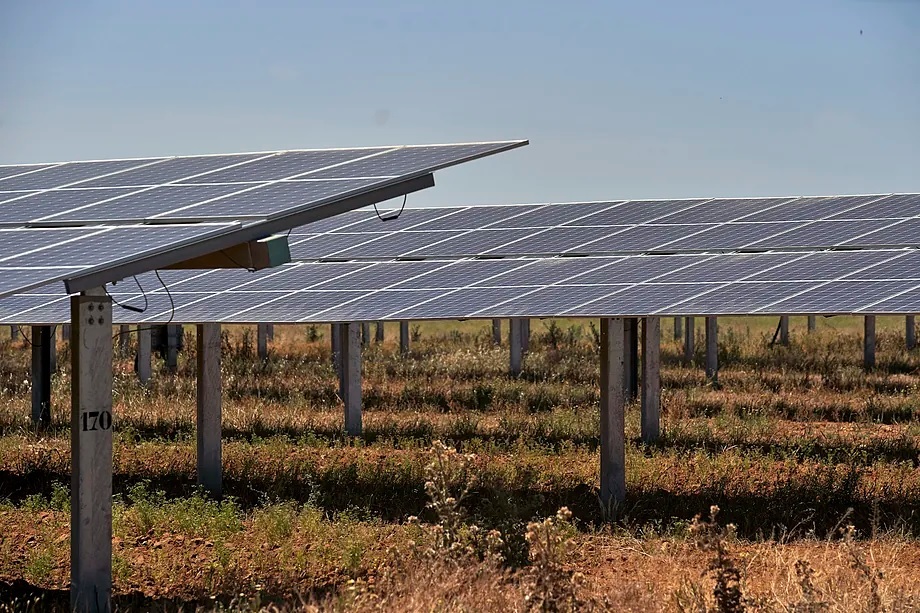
[196,324,222,496]
[70,287,114,612]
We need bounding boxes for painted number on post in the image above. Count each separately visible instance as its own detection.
[81,410,112,432]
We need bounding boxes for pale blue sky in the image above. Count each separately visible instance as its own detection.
[1,1,918,205]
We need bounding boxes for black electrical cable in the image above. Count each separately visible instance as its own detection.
[155,269,176,326]
[373,193,408,221]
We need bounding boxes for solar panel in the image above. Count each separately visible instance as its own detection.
[0,140,526,298]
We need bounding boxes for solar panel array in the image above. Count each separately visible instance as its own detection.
[6,248,920,324]
[0,141,526,298]
[284,194,920,260]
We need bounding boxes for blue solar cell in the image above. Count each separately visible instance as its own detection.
[845,251,920,280]
[76,153,269,187]
[862,285,920,313]
[482,226,616,256]
[0,269,73,298]
[477,257,618,287]
[579,224,719,253]
[743,195,885,222]
[843,219,920,248]
[178,149,384,184]
[0,295,70,324]
[220,290,365,323]
[310,261,448,290]
[666,281,817,315]
[313,289,445,321]
[0,228,98,263]
[662,222,799,251]
[567,254,710,284]
[0,159,161,191]
[490,202,621,229]
[411,206,532,230]
[1,188,139,224]
[48,185,257,222]
[0,164,56,181]
[408,228,536,257]
[828,194,920,220]
[750,219,893,249]
[396,259,537,289]
[655,253,799,283]
[288,233,383,260]
[749,251,900,281]
[392,287,526,319]
[334,208,459,233]
[654,198,797,224]
[160,179,383,219]
[570,199,710,226]
[763,280,908,313]
[332,231,463,259]
[308,143,512,179]
[568,283,716,316]
[293,211,374,233]
[488,285,619,317]
[2,225,234,268]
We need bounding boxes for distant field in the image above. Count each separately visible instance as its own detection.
[1,316,919,611]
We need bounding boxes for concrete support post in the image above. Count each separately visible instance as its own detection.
[266,324,274,342]
[10,325,18,341]
[864,315,876,370]
[509,318,523,376]
[119,324,130,356]
[361,322,370,347]
[779,316,790,345]
[907,316,916,350]
[705,316,718,383]
[399,321,410,355]
[375,322,384,342]
[807,316,816,333]
[342,323,362,435]
[673,316,682,341]
[624,318,639,400]
[640,317,660,443]
[521,319,530,352]
[70,287,113,613]
[62,323,71,342]
[257,324,269,360]
[600,318,626,507]
[49,326,57,373]
[166,324,179,371]
[196,324,222,497]
[31,326,52,427]
[137,325,151,384]
[683,317,695,362]
[492,319,501,346]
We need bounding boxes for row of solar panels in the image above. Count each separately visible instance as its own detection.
[5,249,920,324]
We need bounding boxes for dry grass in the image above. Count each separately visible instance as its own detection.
[1,316,920,611]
